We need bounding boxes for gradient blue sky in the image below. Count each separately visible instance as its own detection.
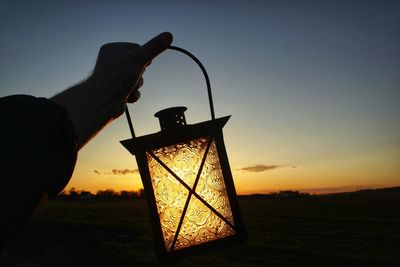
[1,0,399,193]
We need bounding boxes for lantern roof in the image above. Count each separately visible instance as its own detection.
[120,116,230,156]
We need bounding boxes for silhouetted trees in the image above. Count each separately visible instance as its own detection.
[96,189,116,199]
[69,187,79,198]
[271,190,310,199]
[55,188,145,200]
[241,190,311,199]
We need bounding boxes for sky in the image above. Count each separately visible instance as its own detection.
[1,0,399,194]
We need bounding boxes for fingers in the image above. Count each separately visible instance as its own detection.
[125,32,173,103]
[99,42,139,53]
[98,33,172,105]
[127,90,141,103]
[121,43,140,49]
[127,77,143,103]
[135,76,144,89]
[140,32,173,62]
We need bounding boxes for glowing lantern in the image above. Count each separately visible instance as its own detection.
[121,46,246,261]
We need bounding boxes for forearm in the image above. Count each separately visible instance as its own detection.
[51,76,125,149]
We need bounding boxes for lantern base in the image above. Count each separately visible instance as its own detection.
[158,232,247,262]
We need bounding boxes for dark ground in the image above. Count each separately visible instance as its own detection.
[1,188,399,266]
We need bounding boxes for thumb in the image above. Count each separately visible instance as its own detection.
[140,32,173,62]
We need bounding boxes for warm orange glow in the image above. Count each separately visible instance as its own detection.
[65,119,400,196]
[147,137,235,251]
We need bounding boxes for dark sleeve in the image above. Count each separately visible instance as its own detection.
[0,95,77,249]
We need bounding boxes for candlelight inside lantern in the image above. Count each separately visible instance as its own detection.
[146,137,236,251]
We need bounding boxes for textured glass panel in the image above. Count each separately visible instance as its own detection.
[196,139,235,224]
[147,137,235,252]
[147,152,189,251]
[174,195,235,250]
[150,138,209,188]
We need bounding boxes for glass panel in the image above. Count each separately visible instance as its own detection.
[147,137,235,252]
[147,152,189,251]
[196,139,235,225]
[149,137,209,188]
[174,194,235,250]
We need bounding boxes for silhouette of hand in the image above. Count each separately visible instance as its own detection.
[51,32,173,148]
[92,32,173,106]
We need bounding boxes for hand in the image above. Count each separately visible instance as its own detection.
[51,32,173,149]
[92,32,173,110]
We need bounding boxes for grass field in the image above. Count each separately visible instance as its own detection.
[1,188,399,266]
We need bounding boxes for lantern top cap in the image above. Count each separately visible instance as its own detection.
[154,106,188,131]
[154,106,187,118]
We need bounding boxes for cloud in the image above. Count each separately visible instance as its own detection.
[111,169,139,175]
[94,169,139,176]
[239,164,280,173]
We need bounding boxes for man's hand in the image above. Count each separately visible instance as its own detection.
[51,32,173,149]
[92,32,173,106]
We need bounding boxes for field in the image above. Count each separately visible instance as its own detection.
[1,188,399,266]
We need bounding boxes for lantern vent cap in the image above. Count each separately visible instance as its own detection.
[154,106,188,131]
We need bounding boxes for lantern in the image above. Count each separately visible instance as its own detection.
[120,46,246,261]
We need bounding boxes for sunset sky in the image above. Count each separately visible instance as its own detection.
[1,0,399,194]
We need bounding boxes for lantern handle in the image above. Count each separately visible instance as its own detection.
[124,45,216,139]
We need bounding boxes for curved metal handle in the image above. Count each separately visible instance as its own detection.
[125,46,215,138]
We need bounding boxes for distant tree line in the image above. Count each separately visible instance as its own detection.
[57,189,312,200]
[241,190,311,199]
[55,187,145,200]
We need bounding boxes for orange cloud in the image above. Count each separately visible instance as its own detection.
[239,164,280,173]
[94,169,139,176]
[111,169,139,175]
